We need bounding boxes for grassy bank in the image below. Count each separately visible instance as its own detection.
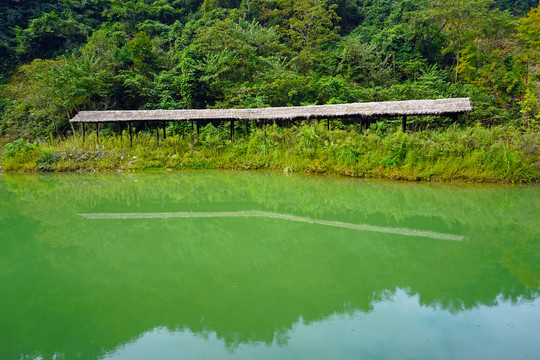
[1,124,539,182]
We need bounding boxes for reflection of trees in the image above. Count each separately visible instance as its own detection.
[1,172,537,230]
[0,172,538,359]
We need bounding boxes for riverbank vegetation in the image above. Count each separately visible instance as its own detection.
[1,123,538,182]
[0,0,539,181]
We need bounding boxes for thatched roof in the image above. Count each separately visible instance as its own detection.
[70,98,472,123]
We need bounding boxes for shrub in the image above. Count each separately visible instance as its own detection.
[2,139,40,158]
[36,150,61,171]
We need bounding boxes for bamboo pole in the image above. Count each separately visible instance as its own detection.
[156,122,160,146]
[402,115,407,132]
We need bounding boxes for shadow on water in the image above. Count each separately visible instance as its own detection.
[0,171,538,359]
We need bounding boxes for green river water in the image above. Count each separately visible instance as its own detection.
[0,171,538,360]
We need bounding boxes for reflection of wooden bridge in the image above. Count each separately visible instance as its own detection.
[70,98,472,145]
[78,210,464,241]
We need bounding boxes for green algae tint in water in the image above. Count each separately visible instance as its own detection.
[0,172,539,360]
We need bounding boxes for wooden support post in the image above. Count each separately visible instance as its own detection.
[96,123,99,145]
[327,118,330,131]
[402,115,407,132]
[128,122,133,148]
[230,120,234,140]
[82,122,86,145]
[196,121,199,135]
[163,122,167,140]
[156,122,160,146]
[359,119,363,133]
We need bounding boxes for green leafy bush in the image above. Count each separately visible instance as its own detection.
[2,139,39,159]
[199,123,228,150]
[36,150,61,171]
[295,125,321,157]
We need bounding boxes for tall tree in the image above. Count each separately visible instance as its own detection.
[517,6,540,124]
[256,0,340,72]
[417,0,495,82]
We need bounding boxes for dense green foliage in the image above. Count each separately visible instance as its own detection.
[0,0,539,138]
[1,124,538,182]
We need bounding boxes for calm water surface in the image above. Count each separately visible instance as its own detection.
[0,171,538,360]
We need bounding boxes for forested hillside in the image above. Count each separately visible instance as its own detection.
[0,0,539,137]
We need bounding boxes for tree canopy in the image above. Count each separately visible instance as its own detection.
[0,0,539,136]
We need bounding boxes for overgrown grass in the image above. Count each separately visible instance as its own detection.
[1,123,539,182]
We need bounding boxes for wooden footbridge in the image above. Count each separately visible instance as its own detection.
[70,98,472,145]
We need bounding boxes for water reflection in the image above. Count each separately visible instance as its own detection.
[103,290,540,360]
[0,172,538,360]
[79,210,464,241]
